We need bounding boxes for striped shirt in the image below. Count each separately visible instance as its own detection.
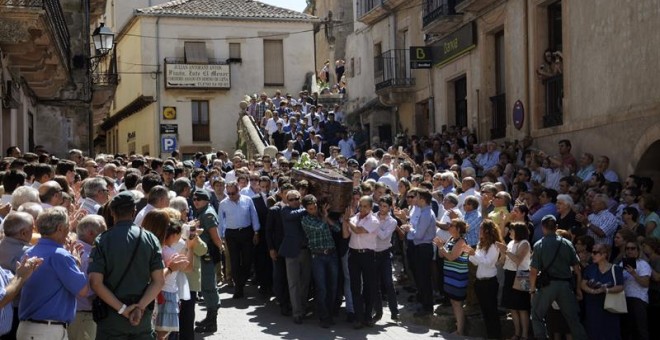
[0,268,14,335]
[587,209,618,245]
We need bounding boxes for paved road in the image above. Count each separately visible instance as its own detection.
[191,284,465,340]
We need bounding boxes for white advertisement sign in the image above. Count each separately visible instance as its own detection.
[165,63,231,89]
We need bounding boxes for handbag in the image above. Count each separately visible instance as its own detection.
[604,264,628,313]
[513,269,531,291]
[92,228,143,322]
[511,241,531,291]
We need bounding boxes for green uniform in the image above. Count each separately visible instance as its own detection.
[195,203,220,312]
[530,235,587,340]
[88,221,164,340]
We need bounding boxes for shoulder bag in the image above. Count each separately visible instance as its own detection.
[536,237,562,288]
[92,227,143,322]
[604,264,628,313]
[513,241,531,291]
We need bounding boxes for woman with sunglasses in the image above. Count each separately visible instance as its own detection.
[619,242,651,340]
[581,244,624,340]
[620,207,645,242]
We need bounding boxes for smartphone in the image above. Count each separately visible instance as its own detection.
[189,225,197,240]
[622,258,636,270]
[398,146,403,153]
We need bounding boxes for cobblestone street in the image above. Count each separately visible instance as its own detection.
[193,284,465,340]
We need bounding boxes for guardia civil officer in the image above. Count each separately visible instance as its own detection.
[89,191,180,339]
[529,215,587,340]
[192,190,223,333]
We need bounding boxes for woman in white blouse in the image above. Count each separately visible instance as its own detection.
[464,219,503,339]
[496,222,532,340]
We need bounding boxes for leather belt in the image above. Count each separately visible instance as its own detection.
[26,319,67,328]
[312,248,335,255]
[349,248,374,254]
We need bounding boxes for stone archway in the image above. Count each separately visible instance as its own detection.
[631,123,660,197]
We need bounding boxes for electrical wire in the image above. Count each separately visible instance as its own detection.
[118,1,426,41]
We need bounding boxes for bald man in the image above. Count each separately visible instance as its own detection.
[38,181,63,208]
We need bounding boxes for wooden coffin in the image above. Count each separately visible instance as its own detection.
[291,168,353,213]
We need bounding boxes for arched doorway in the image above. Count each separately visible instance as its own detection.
[634,139,660,197]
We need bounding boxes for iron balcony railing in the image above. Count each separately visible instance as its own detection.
[423,0,459,27]
[374,49,415,91]
[490,93,506,139]
[357,0,383,19]
[92,50,118,87]
[543,75,563,128]
[0,0,71,64]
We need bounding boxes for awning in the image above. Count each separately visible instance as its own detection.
[100,95,155,131]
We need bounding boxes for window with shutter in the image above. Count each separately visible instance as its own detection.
[263,40,284,86]
[184,42,208,64]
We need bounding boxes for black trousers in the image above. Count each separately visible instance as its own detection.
[413,243,434,311]
[272,255,291,309]
[254,229,273,290]
[176,292,196,340]
[475,277,502,339]
[225,227,255,288]
[348,249,376,323]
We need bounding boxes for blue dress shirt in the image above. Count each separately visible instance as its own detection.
[531,203,558,244]
[409,205,436,245]
[218,195,261,237]
[19,238,87,323]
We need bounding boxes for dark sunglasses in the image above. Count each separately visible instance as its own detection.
[288,197,300,201]
[625,247,638,251]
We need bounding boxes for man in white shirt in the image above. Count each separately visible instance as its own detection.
[377,164,398,194]
[458,177,481,211]
[342,196,379,329]
[134,186,169,226]
[337,133,356,159]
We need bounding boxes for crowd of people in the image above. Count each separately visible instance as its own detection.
[0,89,658,340]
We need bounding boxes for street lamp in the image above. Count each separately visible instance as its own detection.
[92,23,114,56]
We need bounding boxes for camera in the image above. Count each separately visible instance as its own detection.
[189,225,197,240]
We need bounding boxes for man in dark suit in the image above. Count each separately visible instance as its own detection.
[252,176,275,296]
[278,190,311,324]
[293,132,306,154]
[314,134,329,155]
[266,183,294,316]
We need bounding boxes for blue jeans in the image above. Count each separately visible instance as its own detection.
[341,252,354,313]
[311,252,339,320]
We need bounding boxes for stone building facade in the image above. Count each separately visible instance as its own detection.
[329,0,659,194]
[0,0,112,158]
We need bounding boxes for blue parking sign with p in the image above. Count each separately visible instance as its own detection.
[162,136,177,153]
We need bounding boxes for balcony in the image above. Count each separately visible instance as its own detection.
[357,0,407,26]
[91,50,118,136]
[455,0,496,14]
[0,0,71,99]
[423,0,463,35]
[489,93,506,139]
[542,75,563,128]
[374,49,415,99]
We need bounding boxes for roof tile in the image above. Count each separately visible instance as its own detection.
[136,0,317,21]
